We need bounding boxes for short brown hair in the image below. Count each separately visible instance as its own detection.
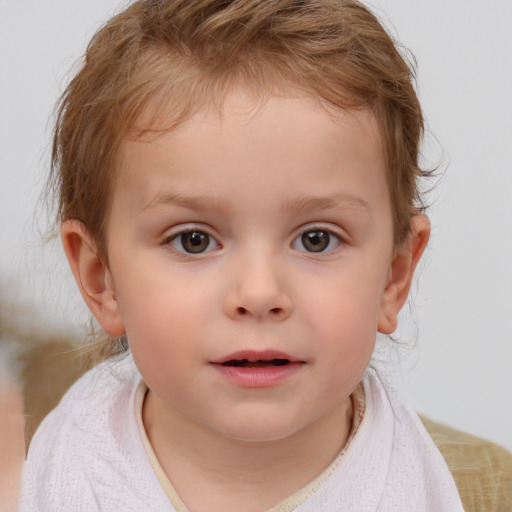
[50,0,426,259]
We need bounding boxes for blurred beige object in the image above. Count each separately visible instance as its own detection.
[421,415,512,512]
[0,293,92,448]
[0,294,25,511]
[18,338,91,447]
[0,379,25,512]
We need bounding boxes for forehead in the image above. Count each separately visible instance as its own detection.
[113,91,389,219]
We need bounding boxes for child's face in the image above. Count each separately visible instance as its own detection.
[75,91,420,442]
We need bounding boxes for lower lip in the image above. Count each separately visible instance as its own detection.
[211,362,304,388]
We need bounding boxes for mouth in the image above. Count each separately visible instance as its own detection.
[220,358,291,368]
[211,350,303,368]
[210,350,305,387]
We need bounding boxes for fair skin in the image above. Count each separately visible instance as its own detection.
[62,90,429,512]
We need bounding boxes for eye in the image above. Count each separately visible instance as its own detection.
[292,229,341,253]
[169,230,219,254]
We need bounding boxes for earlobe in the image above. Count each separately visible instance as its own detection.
[60,220,126,337]
[377,215,430,334]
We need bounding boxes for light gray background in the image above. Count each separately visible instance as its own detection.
[1,1,511,451]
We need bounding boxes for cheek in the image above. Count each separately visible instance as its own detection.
[300,269,385,373]
[315,302,377,369]
[115,259,210,328]
[312,301,377,403]
[115,269,217,379]
[305,268,385,334]
[127,307,199,407]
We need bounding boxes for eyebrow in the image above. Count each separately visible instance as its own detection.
[142,193,230,213]
[142,192,370,215]
[281,193,370,215]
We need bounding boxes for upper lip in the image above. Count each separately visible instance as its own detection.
[211,350,303,364]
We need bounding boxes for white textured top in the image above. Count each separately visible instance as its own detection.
[21,354,464,511]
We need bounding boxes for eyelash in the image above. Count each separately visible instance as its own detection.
[162,226,220,255]
[162,225,344,256]
[292,226,343,254]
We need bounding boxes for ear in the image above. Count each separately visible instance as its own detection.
[377,215,430,334]
[60,220,126,337]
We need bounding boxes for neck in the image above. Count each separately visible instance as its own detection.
[143,391,353,512]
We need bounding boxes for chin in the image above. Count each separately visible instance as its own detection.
[215,417,305,444]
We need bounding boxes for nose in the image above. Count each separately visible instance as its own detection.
[223,253,293,322]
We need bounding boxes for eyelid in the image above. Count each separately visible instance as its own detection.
[161,223,210,241]
[293,223,347,240]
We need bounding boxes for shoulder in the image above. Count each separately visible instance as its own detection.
[21,354,148,511]
[356,371,465,510]
[421,415,512,512]
[32,352,139,439]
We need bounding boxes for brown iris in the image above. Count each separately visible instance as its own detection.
[301,230,330,252]
[180,231,210,253]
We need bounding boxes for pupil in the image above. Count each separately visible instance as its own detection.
[302,230,329,252]
[182,231,208,253]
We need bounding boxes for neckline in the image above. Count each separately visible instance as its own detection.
[134,381,366,512]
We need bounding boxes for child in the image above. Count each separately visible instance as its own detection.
[19,1,506,510]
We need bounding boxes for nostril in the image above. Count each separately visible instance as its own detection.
[270,307,281,315]
[236,307,247,315]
